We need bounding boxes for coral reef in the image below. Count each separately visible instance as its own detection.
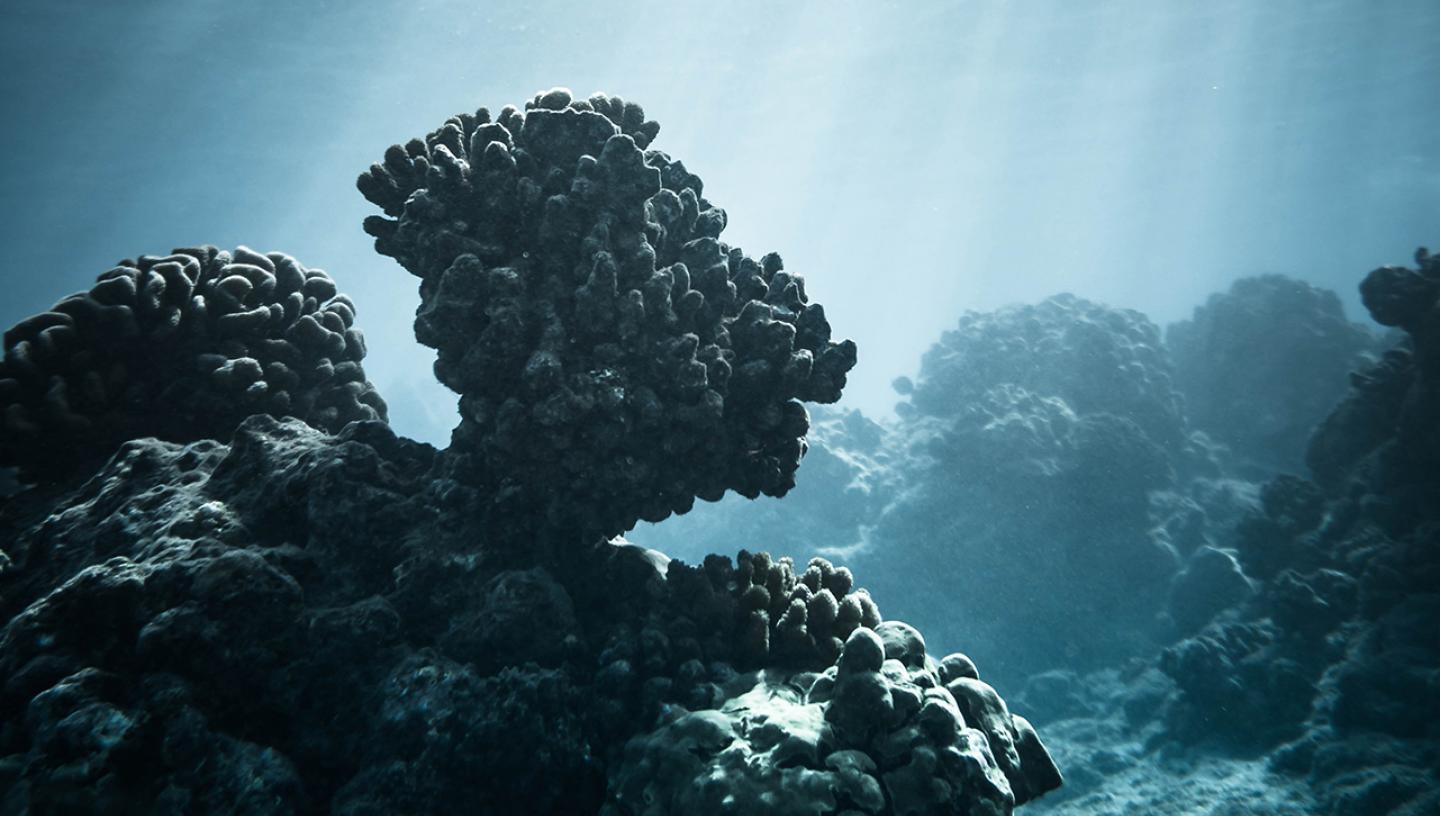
[1167,274,1376,478]
[0,91,1055,815]
[644,293,1247,683]
[357,88,857,539]
[1308,247,1440,496]
[862,295,1210,682]
[1020,246,1440,816]
[639,251,1440,815]
[0,247,386,484]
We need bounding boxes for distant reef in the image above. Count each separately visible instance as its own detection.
[0,90,1059,815]
[642,249,1440,816]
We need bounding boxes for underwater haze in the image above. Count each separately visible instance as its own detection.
[2,2,1439,815]
[3,0,1437,442]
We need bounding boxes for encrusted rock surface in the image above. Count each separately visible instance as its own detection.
[899,293,1190,458]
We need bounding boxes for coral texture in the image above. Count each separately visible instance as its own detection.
[357,88,857,538]
[608,629,1061,815]
[1308,247,1440,494]
[0,90,1057,815]
[0,417,1061,815]
[0,246,386,483]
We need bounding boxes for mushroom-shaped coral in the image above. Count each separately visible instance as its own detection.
[0,246,387,482]
[357,88,857,538]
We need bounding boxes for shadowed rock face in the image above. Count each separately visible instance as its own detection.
[0,246,387,484]
[1167,274,1376,479]
[357,88,857,540]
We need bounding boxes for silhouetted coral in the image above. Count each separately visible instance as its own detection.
[1167,275,1375,478]
[635,406,899,564]
[0,246,386,483]
[357,88,856,538]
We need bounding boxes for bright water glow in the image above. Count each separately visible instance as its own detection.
[2,0,1436,444]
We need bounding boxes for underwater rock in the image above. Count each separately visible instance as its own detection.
[357,88,857,540]
[1167,275,1376,478]
[0,246,387,485]
[0,413,1059,814]
[1308,246,1440,498]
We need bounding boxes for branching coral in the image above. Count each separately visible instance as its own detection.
[357,88,857,538]
[0,246,386,482]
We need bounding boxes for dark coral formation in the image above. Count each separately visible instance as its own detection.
[1167,274,1376,478]
[0,90,1056,815]
[0,417,1060,814]
[356,88,856,538]
[635,405,899,562]
[0,247,386,483]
